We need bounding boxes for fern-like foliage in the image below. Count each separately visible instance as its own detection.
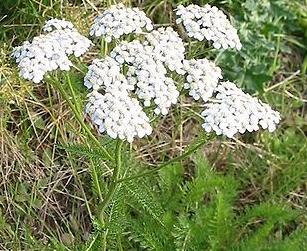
[81,148,305,251]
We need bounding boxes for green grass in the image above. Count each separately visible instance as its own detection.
[0,0,307,250]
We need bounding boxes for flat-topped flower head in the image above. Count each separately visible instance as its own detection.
[84,37,182,142]
[183,59,222,101]
[175,4,242,50]
[201,81,281,138]
[43,18,75,32]
[145,27,185,74]
[12,20,92,83]
[85,89,152,143]
[89,3,153,42]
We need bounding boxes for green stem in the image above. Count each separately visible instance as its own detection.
[117,139,206,183]
[99,139,124,224]
[66,74,80,112]
[52,78,114,162]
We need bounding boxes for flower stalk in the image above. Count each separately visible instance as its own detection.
[99,139,124,225]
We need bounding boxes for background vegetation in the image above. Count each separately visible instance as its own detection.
[0,0,306,250]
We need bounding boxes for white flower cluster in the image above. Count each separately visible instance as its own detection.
[201,81,281,138]
[89,3,153,42]
[145,27,185,74]
[84,29,185,141]
[175,4,242,50]
[82,4,280,141]
[183,59,222,101]
[43,18,74,32]
[84,52,154,142]
[12,19,92,83]
[85,89,152,143]
[110,40,179,115]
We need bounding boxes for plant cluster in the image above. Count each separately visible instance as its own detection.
[13,3,281,142]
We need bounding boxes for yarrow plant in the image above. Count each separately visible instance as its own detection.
[12,4,280,141]
[11,2,282,234]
